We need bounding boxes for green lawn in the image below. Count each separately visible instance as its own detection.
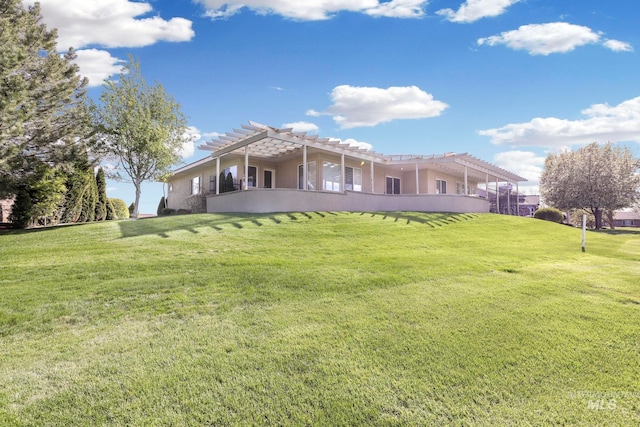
[1,212,639,425]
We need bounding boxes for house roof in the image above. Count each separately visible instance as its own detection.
[613,211,640,220]
[188,121,527,182]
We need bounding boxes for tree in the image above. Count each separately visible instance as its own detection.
[109,198,130,220]
[94,57,187,218]
[95,167,108,221]
[60,151,97,223]
[9,163,66,228]
[1,0,93,201]
[540,143,640,229]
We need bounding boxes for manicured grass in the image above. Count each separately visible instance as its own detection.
[1,212,639,425]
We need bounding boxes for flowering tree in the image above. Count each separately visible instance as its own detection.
[540,142,640,229]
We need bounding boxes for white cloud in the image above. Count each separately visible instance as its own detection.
[479,96,640,147]
[437,0,520,23]
[195,0,427,21]
[178,126,202,159]
[494,150,544,181]
[364,0,428,18]
[308,85,448,129]
[72,49,125,87]
[478,22,600,55]
[478,22,633,55]
[492,151,545,194]
[341,138,374,151]
[603,39,634,52]
[282,122,320,133]
[25,0,194,50]
[23,1,194,87]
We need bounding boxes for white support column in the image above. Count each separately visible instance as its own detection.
[341,153,345,192]
[415,163,420,194]
[516,182,520,216]
[244,146,249,190]
[496,177,500,214]
[370,161,375,193]
[215,156,220,195]
[303,145,308,190]
[464,166,468,195]
[506,182,511,215]
[485,173,489,199]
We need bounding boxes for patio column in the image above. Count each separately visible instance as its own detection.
[415,163,419,194]
[341,153,345,192]
[464,166,468,195]
[516,182,520,216]
[303,145,308,190]
[244,146,249,190]
[495,176,500,214]
[506,182,511,215]
[215,156,220,195]
[371,161,375,193]
[485,173,489,199]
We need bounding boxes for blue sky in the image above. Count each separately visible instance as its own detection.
[26,0,640,214]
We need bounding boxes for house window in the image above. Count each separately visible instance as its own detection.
[263,169,274,188]
[345,167,362,191]
[298,161,316,190]
[247,166,257,187]
[323,161,341,191]
[386,177,400,194]
[436,179,447,194]
[219,165,238,192]
[190,176,200,195]
[456,182,464,195]
[168,183,173,192]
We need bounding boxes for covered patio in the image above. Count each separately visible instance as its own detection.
[170,121,527,214]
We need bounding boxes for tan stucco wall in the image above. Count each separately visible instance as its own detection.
[206,189,489,214]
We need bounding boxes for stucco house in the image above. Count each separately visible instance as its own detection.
[612,211,640,227]
[166,122,526,214]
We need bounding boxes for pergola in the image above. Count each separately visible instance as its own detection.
[198,121,527,213]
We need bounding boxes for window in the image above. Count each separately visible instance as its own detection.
[247,166,257,187]
[219,165,238,192]
[436,179,447,194]
[323,161,341,191]
[386,177,400,194]
[456,182,464,195]
[263,169,274,188]
[168,183,173,192]
[298,161,316,190]
[345,167,362,191]
[190,176,200,195]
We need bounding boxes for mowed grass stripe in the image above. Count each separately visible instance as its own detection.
[1,213,639,425]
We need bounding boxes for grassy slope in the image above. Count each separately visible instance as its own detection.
[0,212,639,425]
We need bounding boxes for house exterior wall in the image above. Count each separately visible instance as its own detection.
[206,188,489,214]
[168,153,484,212]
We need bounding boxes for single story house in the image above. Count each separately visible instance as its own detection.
[166,122,527,214]
[612,211,640,227]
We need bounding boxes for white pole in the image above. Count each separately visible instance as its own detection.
[215,157,220,195]
[303,145,307,190]
[244,146,249,190]
[371,161,375,193]
[582,214,587,252]
[341,153,345,192]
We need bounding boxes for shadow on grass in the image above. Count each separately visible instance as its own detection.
[116,211,479,239]
[366,211,477,227]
